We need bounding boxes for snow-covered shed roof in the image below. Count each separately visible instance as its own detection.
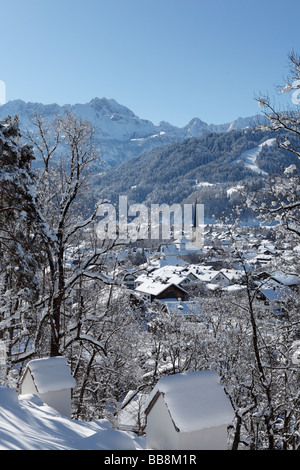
[22,356,76,393]
[145,370,233,433]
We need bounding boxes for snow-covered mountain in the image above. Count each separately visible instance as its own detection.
[0,97,261,166]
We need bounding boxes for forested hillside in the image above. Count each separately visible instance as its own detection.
[94,128,296,221]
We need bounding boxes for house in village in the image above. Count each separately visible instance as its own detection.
[161,298,202,322]
[134,264,200,302]
[134,262,245,301]
[144,370,233,450]
[193,268,231,288]
[270,270,300,290]
[149,253,189,269]
[133,264,207,313]
[255,253,273,265]
[135,279,189,302]
[159,235,202,256]
[255,279,293,315]
[135,265,198,288]
[220,268,243,284]
[20,356,76,418]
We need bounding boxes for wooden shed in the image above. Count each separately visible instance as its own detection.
[144,370,233,450]
[20,356,76,418]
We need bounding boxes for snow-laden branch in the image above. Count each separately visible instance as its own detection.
[63,333,106,356]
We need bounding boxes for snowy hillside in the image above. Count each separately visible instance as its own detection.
[0,98,262,166]
[94,128,281,215]
[0,386,144,450]
[232,138,276,175]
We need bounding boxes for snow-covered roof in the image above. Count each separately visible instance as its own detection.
[135,263,235,295]
[270,270,300,286]
[159,237,202,255]
[157,255,188,268]
[220,268,243,281]
[257,279,293,302]
[145,370,233,432]
[188,264,214,273]
[161,299,202,316]
[260,285,292,302]
[135,279,188,297]
[23,357,76,393]
[192,270,226,282]
[135,265,192,297]
[136,265,190,284]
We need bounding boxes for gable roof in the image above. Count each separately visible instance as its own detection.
[192,269,227,283]
[22,357,76,393]
[135,280,188,297]
[145,370,233,433]
[259,281,293,302]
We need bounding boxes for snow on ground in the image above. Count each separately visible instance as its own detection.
[233,138,276,175]
[195,181,215,187]
[227,185,244,197]
[0,386,145,450]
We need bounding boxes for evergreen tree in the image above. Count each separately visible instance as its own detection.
[0,116,48,380]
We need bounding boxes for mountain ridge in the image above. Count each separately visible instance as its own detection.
[0,98,263,166]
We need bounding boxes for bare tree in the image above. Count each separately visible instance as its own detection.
[26,111,112,356]
[253,51,300,237]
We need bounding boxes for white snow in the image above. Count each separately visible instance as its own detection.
[233,138,276,175]
[0,370,234,449]
[271,270,300,286]
[227,185,243,197]
[291,341,300,365]
[0,386,144,450]
[145,370,233,433]
[24,357,76,393]
[195,181,215,187]
[258,279,293,302]
[162,299,202,316]
[135,279,187,297]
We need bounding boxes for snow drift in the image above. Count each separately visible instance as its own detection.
[0,386,144,450]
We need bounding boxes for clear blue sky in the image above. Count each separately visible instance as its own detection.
[0,0,299,126]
